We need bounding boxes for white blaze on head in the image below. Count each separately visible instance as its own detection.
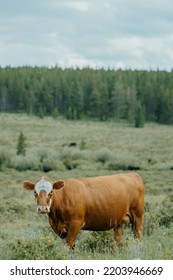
[35,177,52,195]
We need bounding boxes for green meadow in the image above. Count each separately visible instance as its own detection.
[0,113,173,259]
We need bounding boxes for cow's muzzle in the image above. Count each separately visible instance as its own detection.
[37,205,50,214]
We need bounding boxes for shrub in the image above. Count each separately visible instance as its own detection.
[143,202,160,236]
[151,161,173,171]
[10,154,41,171]
[158,197,173,227]
[42,157,65,172]
[0,149,10,170]
[106,152,139,171]
[78,231,113,253]
[60,147,85,161]
[143,198,173,237]
[80,138,86,150]
[8,228,68,260]
[95,147,113,164]
[10,147,62,172]
[30,147,57,163]
[60,147,90,170]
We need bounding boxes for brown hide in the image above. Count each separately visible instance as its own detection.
[23,172,144,249]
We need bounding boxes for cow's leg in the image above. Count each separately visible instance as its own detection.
[66,220,83,249]
[133,216,143,241]
[131,207,143,241]
[113,224,124,245]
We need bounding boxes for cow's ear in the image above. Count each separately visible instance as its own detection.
[53,180,65,190]
[23,181,35,190]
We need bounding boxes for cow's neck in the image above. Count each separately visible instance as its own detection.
[48,192,62,220]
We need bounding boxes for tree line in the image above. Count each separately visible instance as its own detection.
[0,66,173,125]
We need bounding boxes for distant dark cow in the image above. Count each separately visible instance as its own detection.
[23,172,144,249]
[62,142,77,147]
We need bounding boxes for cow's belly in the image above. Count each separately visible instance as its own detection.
[82,219,116,231]
[82,208,127,231]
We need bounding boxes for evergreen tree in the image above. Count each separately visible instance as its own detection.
[134,101,145,128]
[16,132,26,155]
[52,107,59,119]
[37,106,45,118]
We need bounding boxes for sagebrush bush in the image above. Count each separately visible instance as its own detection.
[42,157,65,172]
[0,148,10,170]
[60,147,91,170]
[78,231,113,253]
[143,202,160,236]
[143,198,173,237]
[60,146,88,161]
[158,197,173,227]
[151,161,173,171]
[30,147,56,161]
[9,147,62,172]
[8,229,68,260]
[106,152,140,171]
[10,153,41,171]
[95,147,113,164]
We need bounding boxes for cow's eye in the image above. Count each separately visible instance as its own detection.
[34,191,37,196]
[49,190,53,196]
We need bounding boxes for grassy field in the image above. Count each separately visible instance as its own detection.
[0,113,173,260]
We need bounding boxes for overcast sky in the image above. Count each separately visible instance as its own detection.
[1,0,173,70]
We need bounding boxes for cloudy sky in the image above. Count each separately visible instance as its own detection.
[1,0,173,70]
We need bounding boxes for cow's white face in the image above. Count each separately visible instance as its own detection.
[34,177,53,213]
[23,177,65,214]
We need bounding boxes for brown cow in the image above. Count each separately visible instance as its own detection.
[23,172,144,249]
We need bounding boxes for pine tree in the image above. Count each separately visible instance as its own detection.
[16,132,26,155]
[134,101,145,128]
[52,107,59,119]
[37,106,45,119]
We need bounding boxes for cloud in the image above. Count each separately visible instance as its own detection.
[106,34,173,69]
[63,1,90,12]
[0,0,173,69]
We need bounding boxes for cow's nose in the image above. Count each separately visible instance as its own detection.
[37,206,48,213]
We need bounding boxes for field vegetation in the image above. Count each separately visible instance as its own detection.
[0,113,173,259]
